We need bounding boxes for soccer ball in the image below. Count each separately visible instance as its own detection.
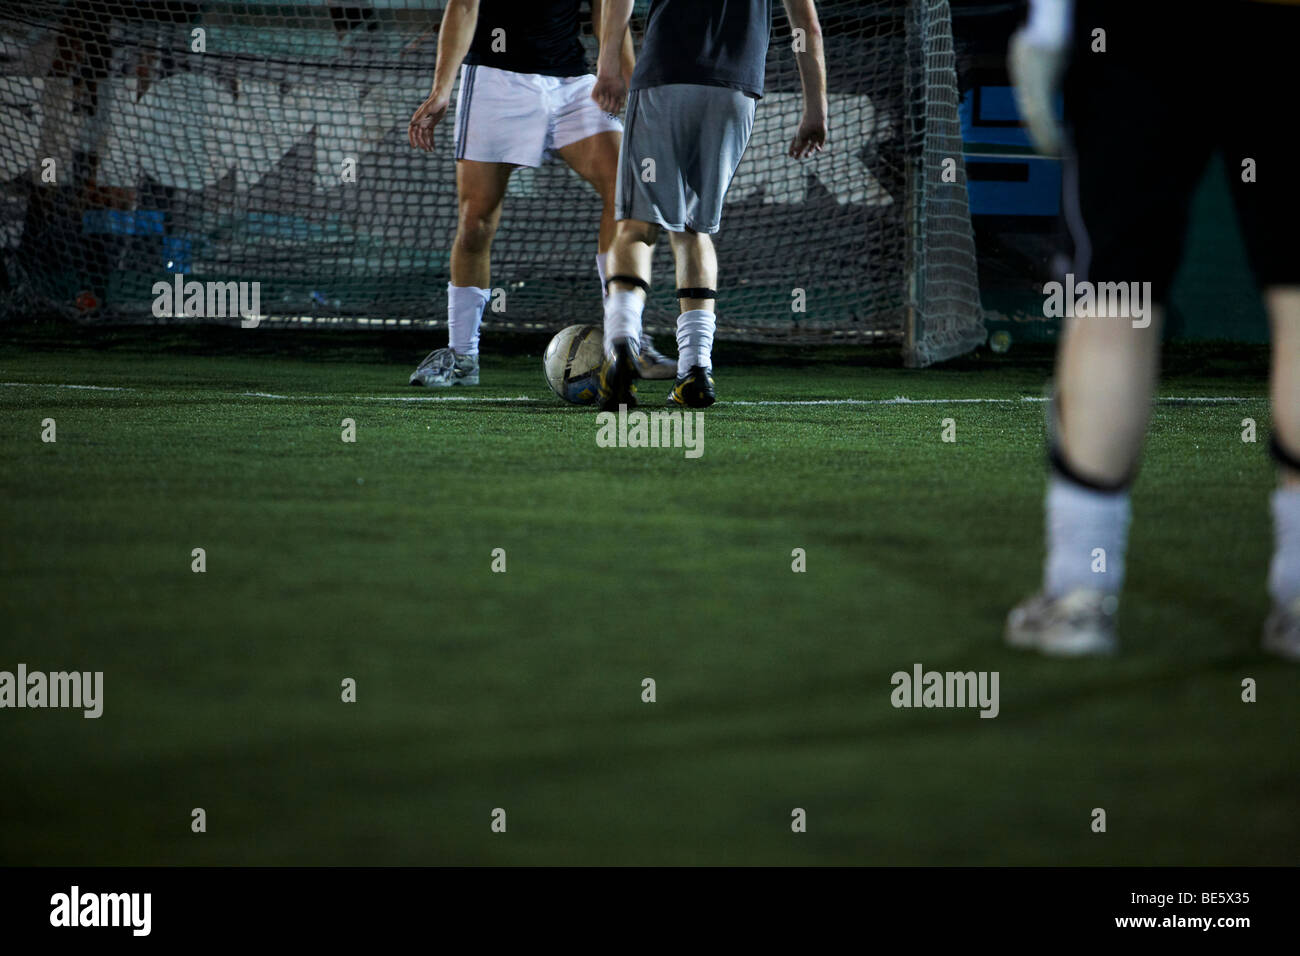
[543,324,604,405]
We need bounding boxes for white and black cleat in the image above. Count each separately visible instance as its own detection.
[1005,589,1119,657]
[636,334,677,380]
[409,348,479,387]
[1263,596,1300,662]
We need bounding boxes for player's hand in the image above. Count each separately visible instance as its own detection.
[591,71,627,116]
[789,110,827,159]
[408,92,451,152]
[1007,28,1065,156]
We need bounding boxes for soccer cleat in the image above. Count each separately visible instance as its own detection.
[1005,589,1119,657]
[636,335,677,380]
[597,338,639,411]
[667,365,716,408]
[409,348,479,387]
[1262,596,1300,662]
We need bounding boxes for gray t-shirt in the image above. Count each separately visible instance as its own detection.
[629,0,773,98]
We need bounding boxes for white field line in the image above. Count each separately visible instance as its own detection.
[728,397,1033,406]
[0,382,1260,405]
[0,382,128,391]
[0,383,533,402]
[726,396,1256,406]
[240,392,538,402]
[348,394,538,403]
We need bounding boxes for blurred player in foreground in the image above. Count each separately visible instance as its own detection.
[406,0,676,387]
[591,0,827,409]
[1004,0,1300,658]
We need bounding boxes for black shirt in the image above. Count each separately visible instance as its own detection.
[463,0,589,77]
[630,0,773,98]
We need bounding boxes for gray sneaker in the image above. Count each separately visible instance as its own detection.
[1005,589,1119,657]
[636,334,677,380]
[1263,596,1300,662]
[409,348,479,387]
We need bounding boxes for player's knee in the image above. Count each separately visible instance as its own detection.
[670,228,710,252]
[615,218,656,243]
[455,211,497,253]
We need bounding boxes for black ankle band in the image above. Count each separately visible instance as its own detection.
[1048,443,1132,494]
[1271,433,1300,472]
[676,287,717,300]
[606,274,650,294]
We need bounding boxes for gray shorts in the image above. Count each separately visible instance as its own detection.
[615,84,756,234]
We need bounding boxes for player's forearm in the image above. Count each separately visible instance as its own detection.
[430,0,480,99]
[620,26,635,82]
[795,32,827,114]
[597,0,634,78]
[784,0,828,114]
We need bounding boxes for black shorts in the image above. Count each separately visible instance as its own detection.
[1060,0,1298,301]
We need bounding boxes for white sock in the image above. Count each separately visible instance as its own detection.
[676,309,715,376]
[596,253,609,300]
[1043,475,1131,597]
[603,289,644,355]
[447,284,490,356]
[1268,486,1300,606]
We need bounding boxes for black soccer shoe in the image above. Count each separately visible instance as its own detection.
[667,365,716,408]
[597,338,639,412]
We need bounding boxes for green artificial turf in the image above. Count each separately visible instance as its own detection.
[0,324,1293,865]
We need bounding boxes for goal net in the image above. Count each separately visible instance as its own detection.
[0,0,984,366]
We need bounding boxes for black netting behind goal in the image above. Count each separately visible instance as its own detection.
[0,0,983,365]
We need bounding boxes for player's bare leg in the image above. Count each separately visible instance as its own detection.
[669,228,717,314]
[666,228,719,408]
[559,132,676,379]
[556,131,621,256]
[1264,286,1300,658]
[1007,302,1163,656]
[411,160,513,386]
[605,217,658,290]
[1056,307,1163,487]
[597,218,659,410]
[1268,288,1300,489]
[450,159,513,287]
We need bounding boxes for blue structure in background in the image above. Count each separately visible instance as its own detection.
[960,85,1060,217]
[81,209,163,236]
[81,209,193,274]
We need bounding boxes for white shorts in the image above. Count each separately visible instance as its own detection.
[453,64,623,167]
